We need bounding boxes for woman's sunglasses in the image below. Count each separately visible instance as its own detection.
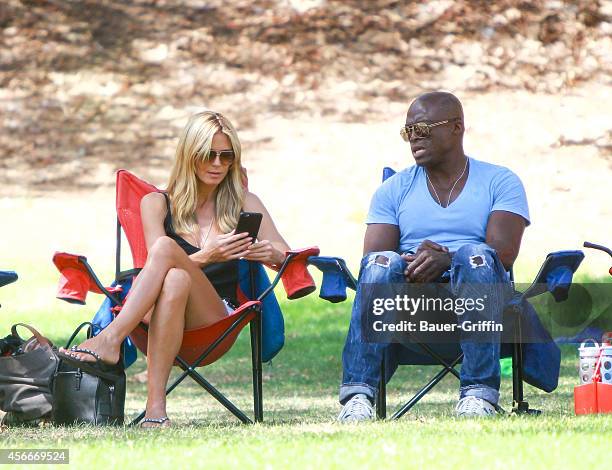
[207,150,235,165]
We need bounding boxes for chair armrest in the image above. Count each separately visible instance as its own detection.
[257,246,320,300]
[520,250,584,302]
[52,252,122,305]
[307,256,358,303]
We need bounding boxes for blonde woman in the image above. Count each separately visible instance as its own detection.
[59,111,291,427]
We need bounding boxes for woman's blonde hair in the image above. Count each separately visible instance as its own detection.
[166,111,244,243]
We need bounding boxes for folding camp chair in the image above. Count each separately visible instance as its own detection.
[374,249,584,419]
[53,169,319,425]
[361,167,585,419]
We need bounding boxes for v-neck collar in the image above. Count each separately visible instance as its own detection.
[422,157,471,209]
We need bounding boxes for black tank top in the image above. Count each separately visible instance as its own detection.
[162,193,239,306]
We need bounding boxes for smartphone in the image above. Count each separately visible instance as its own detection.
[235,211,262,241]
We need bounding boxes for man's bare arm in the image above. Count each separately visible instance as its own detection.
[363,224,400,255]
[485,210,526,270]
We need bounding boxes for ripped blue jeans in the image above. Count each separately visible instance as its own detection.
[340,243,511,406]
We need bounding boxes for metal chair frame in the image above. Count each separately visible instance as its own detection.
[375,262,562,419]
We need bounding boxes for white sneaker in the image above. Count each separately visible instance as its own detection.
[455,396,497,418]
[337,394,374,423]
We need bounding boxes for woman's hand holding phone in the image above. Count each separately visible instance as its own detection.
[242,239,285,265]
[195,231,253,265]
[192,211,285,266]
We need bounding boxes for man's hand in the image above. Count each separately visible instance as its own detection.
[402,239,451,283]
[413,240,448,256]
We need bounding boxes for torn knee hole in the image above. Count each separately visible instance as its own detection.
[374,255,390,267]
[469,255,488,268]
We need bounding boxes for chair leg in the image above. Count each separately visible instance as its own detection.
[247,261,263,423]
[419,343,461,379]
[391,353,462,420]
[250,308,263,423]
[130,310,257,426]
[185,368,254,423]
[512,341,524,406]
[130,363,253,425]
[376,354,386,420]
[511,315,541,415]
[131,409,146,426]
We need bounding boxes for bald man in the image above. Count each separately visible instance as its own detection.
[338,92,533,421]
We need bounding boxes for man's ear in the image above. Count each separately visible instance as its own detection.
[453,120,464,135]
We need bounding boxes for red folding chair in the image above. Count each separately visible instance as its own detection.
[53,169,319,425]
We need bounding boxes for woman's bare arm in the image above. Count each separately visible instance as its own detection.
[140,192,169,252]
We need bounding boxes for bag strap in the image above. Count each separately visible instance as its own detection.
[64,322,94,349]
[10,323,53,348]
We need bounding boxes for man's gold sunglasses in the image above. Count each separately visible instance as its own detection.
[400,118,461,141]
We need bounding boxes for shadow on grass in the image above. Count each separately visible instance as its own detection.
[99,297,588,425]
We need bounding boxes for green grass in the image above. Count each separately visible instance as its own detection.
[2,280,612,469]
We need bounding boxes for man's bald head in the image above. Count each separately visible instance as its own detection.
[408,92,464,123]
[404,91,465,167]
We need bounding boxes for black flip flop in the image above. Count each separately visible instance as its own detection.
[57,347,123,381]
[140,417,170,428]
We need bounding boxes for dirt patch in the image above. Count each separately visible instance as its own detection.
[1,0,611,192]
[1,0,611,277]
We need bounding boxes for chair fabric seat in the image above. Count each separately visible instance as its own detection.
[127,300,261,367]
[392,343,514,367]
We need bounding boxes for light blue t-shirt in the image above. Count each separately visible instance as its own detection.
[366,157,530,254]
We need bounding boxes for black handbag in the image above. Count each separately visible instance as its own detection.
[0,323,57,426]
[52,322,126,426]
